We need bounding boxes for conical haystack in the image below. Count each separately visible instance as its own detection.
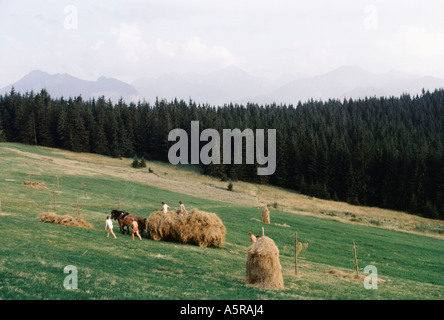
[245,236,284,290]
[262,207,270,224]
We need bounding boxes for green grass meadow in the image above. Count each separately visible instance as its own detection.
[0,143,443,300]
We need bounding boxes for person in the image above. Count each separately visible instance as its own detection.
[161,201,170,213]
[178,201,186,216]
[105,216,117,239]
[248,232,256,244]
[132,220,142,241]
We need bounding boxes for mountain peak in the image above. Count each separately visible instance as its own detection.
[1,70,138,102]
[23,70,51,80]
[325,65,374,77]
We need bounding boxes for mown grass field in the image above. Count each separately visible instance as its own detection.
[0,143,443,300]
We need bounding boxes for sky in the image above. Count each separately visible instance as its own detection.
[1,0,444,88]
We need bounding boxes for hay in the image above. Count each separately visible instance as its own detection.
[145,208,226,247]
[178,208,226,247]
[38,212,92,228]
[245,236,284,290]
[274,222,290,228]
[328,269,386,283]
[262,207,270,224]
[329,269,366,281]
[145,210,181,241]
[23,181,47,189]
[296,242,309,254]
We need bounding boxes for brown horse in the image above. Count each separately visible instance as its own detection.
[110,210,146,236]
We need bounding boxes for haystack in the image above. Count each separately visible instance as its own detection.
[262,206,270,224]
[145,210,181,241]
[178,208,226,247]
[145,208,226,247]
[245,236,284,290]
[38,212,92,228]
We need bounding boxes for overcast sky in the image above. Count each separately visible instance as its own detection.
[1,0,444,88]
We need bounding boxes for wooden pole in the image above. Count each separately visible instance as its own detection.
[261,227,265,237]
[353,241,359,277]
[57,175,60,191]
[295,232,298,275]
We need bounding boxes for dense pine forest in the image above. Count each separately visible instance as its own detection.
[1,87,443,220]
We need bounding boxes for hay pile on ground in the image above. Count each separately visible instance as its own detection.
[329,269,365,281]
[262,206,270,224]
[328,269,386,283]
[245,236,284,290]
[23,181,47,189]
[38,212,92,228]
[145,208,226,247]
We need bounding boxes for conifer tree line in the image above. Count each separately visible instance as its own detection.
[1,87,443,220]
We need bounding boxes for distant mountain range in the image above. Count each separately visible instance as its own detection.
[0,70,139,103]
[2,66,444,105]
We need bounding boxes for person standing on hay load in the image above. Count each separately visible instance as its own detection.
[162,201,170,213]
[105,216,117,239]
[132,220,142,241]
[178,201,186,216]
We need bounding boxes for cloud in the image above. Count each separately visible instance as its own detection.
[109,23,151,63]
[183,37,236,67]
[156,39,175,58]
[377,25,444,75]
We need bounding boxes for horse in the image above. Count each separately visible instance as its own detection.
[110,210,146,236]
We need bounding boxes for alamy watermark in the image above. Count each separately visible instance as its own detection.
[363,265,378,289]
[64,5,78,30]
[63,265,78,290]
[168,121,276,176]
[363,5,378,30]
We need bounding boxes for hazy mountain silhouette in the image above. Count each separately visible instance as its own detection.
[2,66,444,106]
[248,66,444,104]
[0,70,139,103]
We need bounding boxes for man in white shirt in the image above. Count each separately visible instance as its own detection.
[162,201,170,213]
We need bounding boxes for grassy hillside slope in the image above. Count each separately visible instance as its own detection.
[0,143,443,300]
